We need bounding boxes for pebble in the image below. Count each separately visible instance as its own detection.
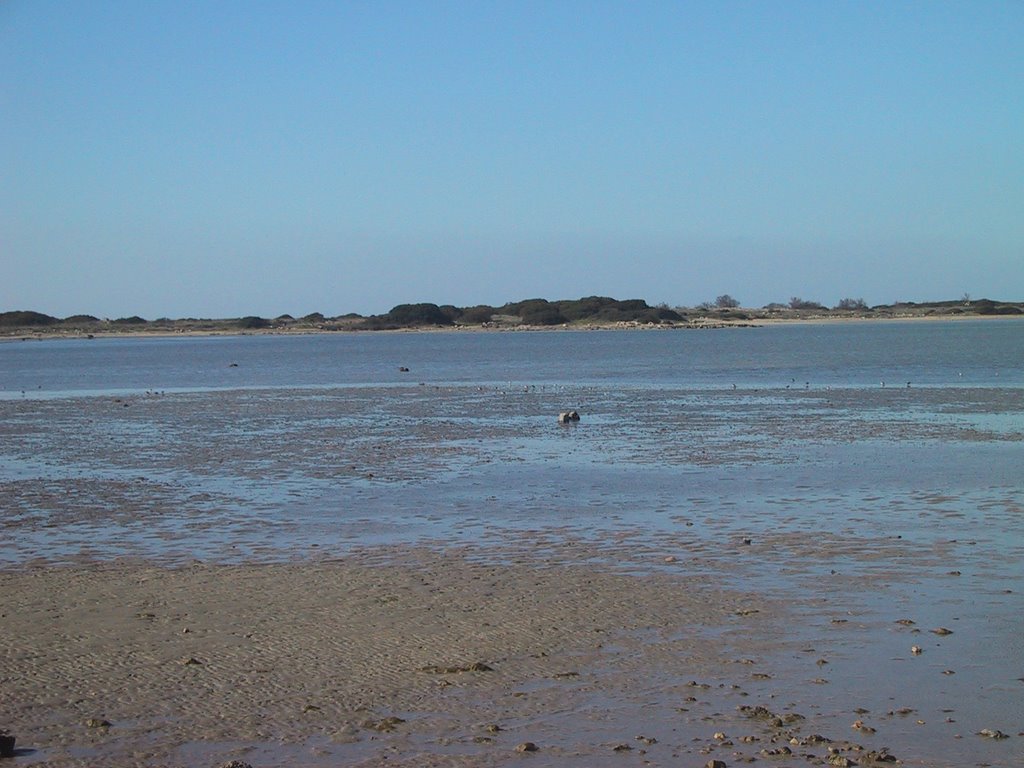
[516,741,539,752]
[361,716,405,732]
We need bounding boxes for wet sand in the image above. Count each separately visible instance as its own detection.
[2,384,1023,766]
[5,533,1023,766]
[3,542,1016,768]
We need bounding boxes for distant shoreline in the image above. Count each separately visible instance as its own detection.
[2,309,1023,343]
[4,296,1024,341]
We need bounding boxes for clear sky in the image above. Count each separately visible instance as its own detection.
[2,1,1021,318]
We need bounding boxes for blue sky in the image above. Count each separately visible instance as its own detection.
[2,1,1021,318]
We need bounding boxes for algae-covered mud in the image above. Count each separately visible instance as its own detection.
[2,325,1022,766]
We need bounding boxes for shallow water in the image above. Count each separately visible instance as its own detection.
[2,323,1023,765]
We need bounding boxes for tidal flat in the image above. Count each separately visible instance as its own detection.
[2,378,1023,767]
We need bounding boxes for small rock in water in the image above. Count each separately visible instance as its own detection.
[931,627,954,636]
[864,749,899,763]
[910,645,923,655]
[85,718,111,728]
[706,760,728,768]
[979,728,1009,739]
[516,741,539,752]
[557,410,581,424]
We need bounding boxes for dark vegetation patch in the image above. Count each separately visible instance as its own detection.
[0,310,59,327]
[3,297,1023,335]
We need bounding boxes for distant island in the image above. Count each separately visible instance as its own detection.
[2,296,1022,338]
